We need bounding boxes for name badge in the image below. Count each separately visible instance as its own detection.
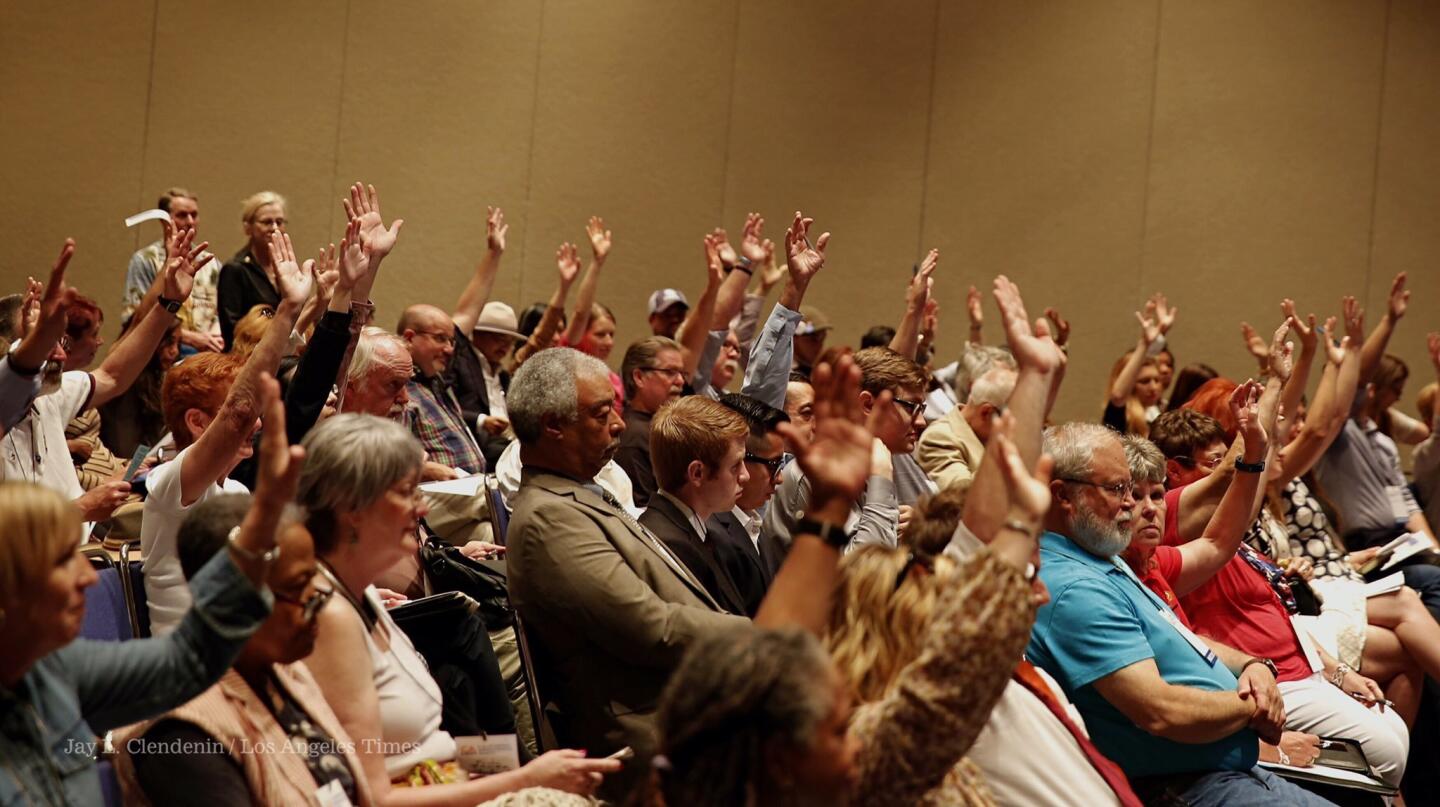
[1385,485,1411,525]
[1158,606,1218,667]
[455,734,521,775]
[315,780,354,807]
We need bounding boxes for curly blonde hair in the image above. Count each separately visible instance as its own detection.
[826,545,947,703]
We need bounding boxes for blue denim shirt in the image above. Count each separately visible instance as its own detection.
[0,552,270,805]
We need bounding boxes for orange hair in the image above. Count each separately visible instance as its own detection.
[162,353,243,448]
[1181,377,1239,441]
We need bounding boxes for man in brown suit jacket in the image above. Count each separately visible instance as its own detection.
[504,349,747,792]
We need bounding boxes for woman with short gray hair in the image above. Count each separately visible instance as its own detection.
[298,413,617,803]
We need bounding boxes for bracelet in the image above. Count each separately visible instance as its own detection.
[1240,657,1279,679]
[226,525,280,565]
[1001,519,1038,539]
[1330,662,1352,688]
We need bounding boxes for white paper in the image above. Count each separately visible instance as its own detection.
[1257,761,1393,793]
[314,780,354,807]
[1380,532,1429,572]
[1365,571,1406,598]
[124,208,171,228]
[419,474,484,497]
[454,734,520,775]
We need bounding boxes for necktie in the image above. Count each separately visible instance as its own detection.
[1012,660,1143,807]
[589,485,705,591]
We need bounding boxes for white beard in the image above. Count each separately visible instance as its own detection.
[1069,507,1134,558]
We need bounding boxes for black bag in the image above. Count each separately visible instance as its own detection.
[417,537,513,629]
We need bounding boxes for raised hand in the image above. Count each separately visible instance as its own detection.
[777,355,884,510]
[906,249,938,314]
[709,227,738,267]
[1267,320,1294,383]
[268,231,314,307]
[19,277,42,337]
[739,212,767,264]
[994,275,1062,374]
[1229,379,1268,457]
[920,299,940,347]
[1239,321,1269,365]
[337,216,370,291]
[701,233,725,288]
[758,236,783,292]
[311,242,340,302]
[585,215,610,264]
[10,241,76,371]
[1321,316,1347,366]
[1427,332,1440,376]
[1150,292,1178,334]
[1341,296,1364,345]
[1386,272,1409,322]
[1043,306,1071,347]
[1280,299,1317,355]
[992,412,1054,523]
[966,285,984,332]
[487,206,509,254]
[162,227,212,302]
[555,242,581,286]
[1136,302,1162,347]
[255,373,305,500]
[784,210,830,283]
[343,182,404,260]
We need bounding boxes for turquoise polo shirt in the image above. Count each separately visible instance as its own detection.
[1026,532,1258,777]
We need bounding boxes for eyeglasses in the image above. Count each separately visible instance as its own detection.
[1172,455,1223,471]
[1059,477,1136,501]
[641,366,686,382]
[417,331,456,346]
[273,583,334,623]
[744,452,785,479]
[889,396,925,417]
[893,550,935,591]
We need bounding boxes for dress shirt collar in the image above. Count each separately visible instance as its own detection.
[731,505,762,549]
[659,489,709,542]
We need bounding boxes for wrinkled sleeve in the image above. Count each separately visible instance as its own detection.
[741,303,801,411]
[848,476,900,551]
[285,309,353,444]
[0,356,41,433]
[59,552,271,732]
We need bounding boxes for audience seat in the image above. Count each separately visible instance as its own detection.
[119,541,151,638]
[96,759,123,807]
[484,474,509,545]
[80,547,132,642]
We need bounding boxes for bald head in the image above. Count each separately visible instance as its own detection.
[397,304,456,377]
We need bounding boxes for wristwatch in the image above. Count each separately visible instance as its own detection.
[157,295,183,314]
[1242,657,1279,679]
[795,517,848,550]
[1234,457,1266,474]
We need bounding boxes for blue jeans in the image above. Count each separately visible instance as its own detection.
[1156,767,1338,806]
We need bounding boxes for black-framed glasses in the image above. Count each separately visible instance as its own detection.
[890,397,925,417]
[1059,477,1136,501]
[273,583,334,623]
[744,452,785,479]
[893,550,935,591]
[641,366,686,381]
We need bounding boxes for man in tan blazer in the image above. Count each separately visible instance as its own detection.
[916,365,1016,494]
[504,348,747,792]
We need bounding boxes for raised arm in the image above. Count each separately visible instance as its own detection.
[675,235,723,378]
[1278,299,1317,424]
[344,182,403,307]
[178,231,311,505]
[2,243,76,433]
[563,215,610,345]
[740,216,826,408]
[1276,317,1359,485]
[453,206,507,336]
[92,228,211,408]
[1173,382,1269,596]
[512,243,579,368]
[967,285,984,345]
[708,220,757,330]
[888,248,936,359]
[1359,272,1408,386]
[1110,303,1162,406]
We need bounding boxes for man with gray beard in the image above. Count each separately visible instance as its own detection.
[1025,422,1332,805]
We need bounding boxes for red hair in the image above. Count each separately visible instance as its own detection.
[1181,378,1238,440]
[162,353,243,448]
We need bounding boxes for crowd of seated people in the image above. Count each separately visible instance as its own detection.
[4,174,1440,807]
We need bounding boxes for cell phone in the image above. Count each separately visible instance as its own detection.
[605,746,634,761]
[122,444,153,482]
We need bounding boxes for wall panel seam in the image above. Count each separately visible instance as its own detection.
[520,0,548,298]
[1136,0,1164,293]
[1364,0,1393,294]
[718,0,742,221]
[135,0,162,251]
[328,0,354,240]
[915,0,940,258]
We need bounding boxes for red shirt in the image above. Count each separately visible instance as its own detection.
[1164,482,1312,682]
[1140,546,1192,627]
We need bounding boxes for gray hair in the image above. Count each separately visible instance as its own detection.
[956,344,1016,403]
[508,347,611,444]
[1043,422,1121,482]
[967,366,1018,408]
[297,414,424,553]
[347,326,409,386]
[1121,434,1166,484]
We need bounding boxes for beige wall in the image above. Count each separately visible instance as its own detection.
[2,0,1437,427]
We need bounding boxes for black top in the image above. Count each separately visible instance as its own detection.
[708,510,784,617]
[217,247,280,351]
[133,672,358,805]
[615,408,658,507]
[443,322,511,467]
[640,494,749,616]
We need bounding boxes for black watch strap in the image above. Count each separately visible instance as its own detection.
[157,295,183,314]
[1234,457,1266,474]
[795,517,848,550]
